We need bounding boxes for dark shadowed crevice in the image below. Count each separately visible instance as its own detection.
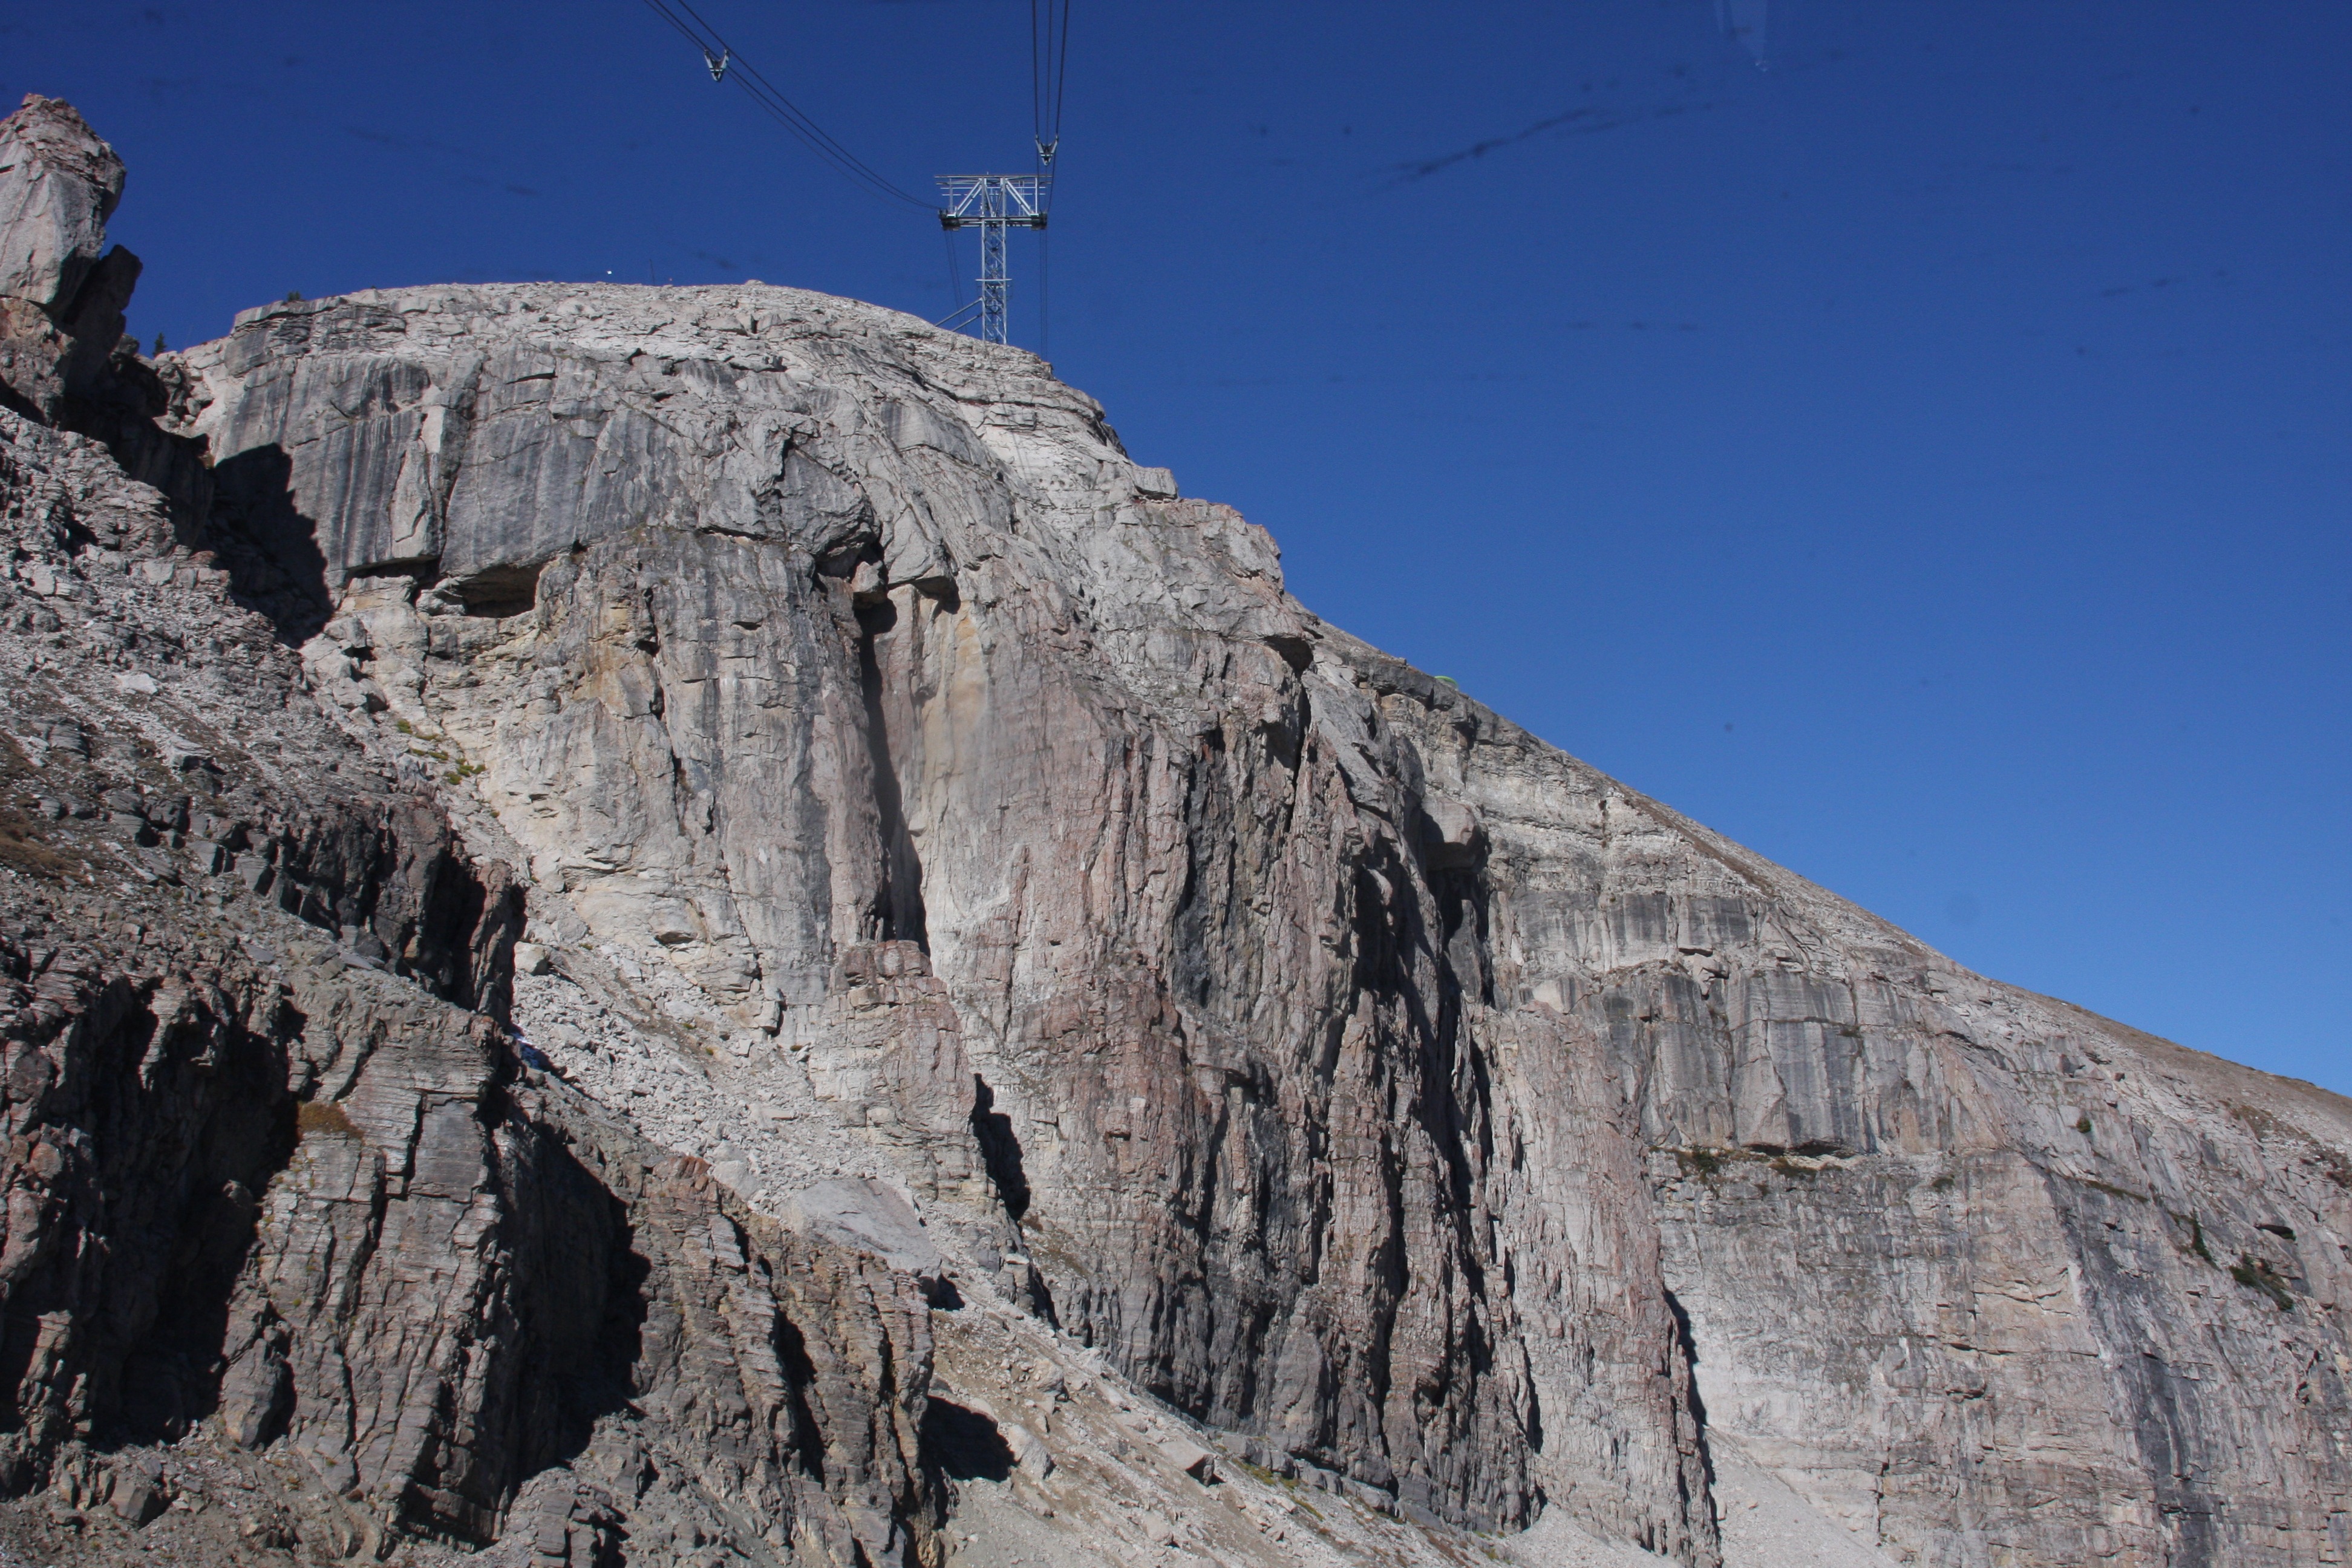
[93,993,293,1448]
[1662,1287,1716,1498]
[0,379,43,423]
[920,1400,1013,1483]
[448,560,545,619]
[201,443,334,645]
[854,595,929,950]
[1169,732,1232,1012]
[486,1128,651,1520]
[970,1074,1031,1222]
[771,1315,831,1480]
[60,354,217,538]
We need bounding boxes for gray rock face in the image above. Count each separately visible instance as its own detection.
[0,407,946,1566]
[0,95,201,537]
[0,94,123,315]
[155,275,2352,1567]
[1,94,2346,1568]
[782,1177,944,1280]
[0,96,140,426]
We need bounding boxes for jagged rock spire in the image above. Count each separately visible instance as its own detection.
[0,94,140,422]
[0,93,126,313]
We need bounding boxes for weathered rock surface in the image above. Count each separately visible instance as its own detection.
[0,91,2345,1568]
[0,403,952,1567]
[0,94,139,426]
[0,94,124,316]
[159,268,2352,1568]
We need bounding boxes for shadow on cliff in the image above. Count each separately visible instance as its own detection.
[970,1074,1031,1223]
[1351,834,1494,1308]
[497,1107,655,1492]
[1662,1287,1717,1496]
[48,1040,652,1518]
[31,985,298,1453]
[0,379,42,425]
[919,1399,1013,1483]
[0,812,589,1532]
[62,345,218,539]
[854,594,930,949]
[204,443,333,645]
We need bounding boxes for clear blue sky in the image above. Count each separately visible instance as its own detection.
[8,2,2346,1094]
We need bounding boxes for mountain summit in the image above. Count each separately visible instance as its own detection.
[0,94,2343,1568]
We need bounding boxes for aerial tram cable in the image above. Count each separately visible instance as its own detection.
[1029,0,1071,354]
[649,0,930,207]
[936,0,1070,350]
[932,296,985,331]
[1031,0,1072,174]
[637,0,1074,349]
[637,0,933,210]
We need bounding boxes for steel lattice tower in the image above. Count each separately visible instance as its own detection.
[938,174,1048,346]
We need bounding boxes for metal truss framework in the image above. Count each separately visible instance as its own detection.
[937,174,1048,346]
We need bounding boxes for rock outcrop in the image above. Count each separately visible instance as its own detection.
[0,94,137,425]
[0,402,945,1567]
[0,92,2345,1568]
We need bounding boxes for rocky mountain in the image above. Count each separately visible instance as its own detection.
[0,93,2344,1568]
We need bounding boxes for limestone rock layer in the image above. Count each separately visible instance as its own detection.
[0,91,2345,1568]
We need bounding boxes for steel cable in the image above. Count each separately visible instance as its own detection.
[638,0,933,210]
[1031,0,1071,161]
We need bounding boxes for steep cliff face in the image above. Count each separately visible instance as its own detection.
[0,99,949,1568]
[157,272,2352,1568]
[1,91,2347,1568]
[1350,650,2352,1566]
[166,284,1720,1558]
[0,403,946,1568]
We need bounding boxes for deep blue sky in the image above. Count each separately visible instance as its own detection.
[7,2,2346,1094]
